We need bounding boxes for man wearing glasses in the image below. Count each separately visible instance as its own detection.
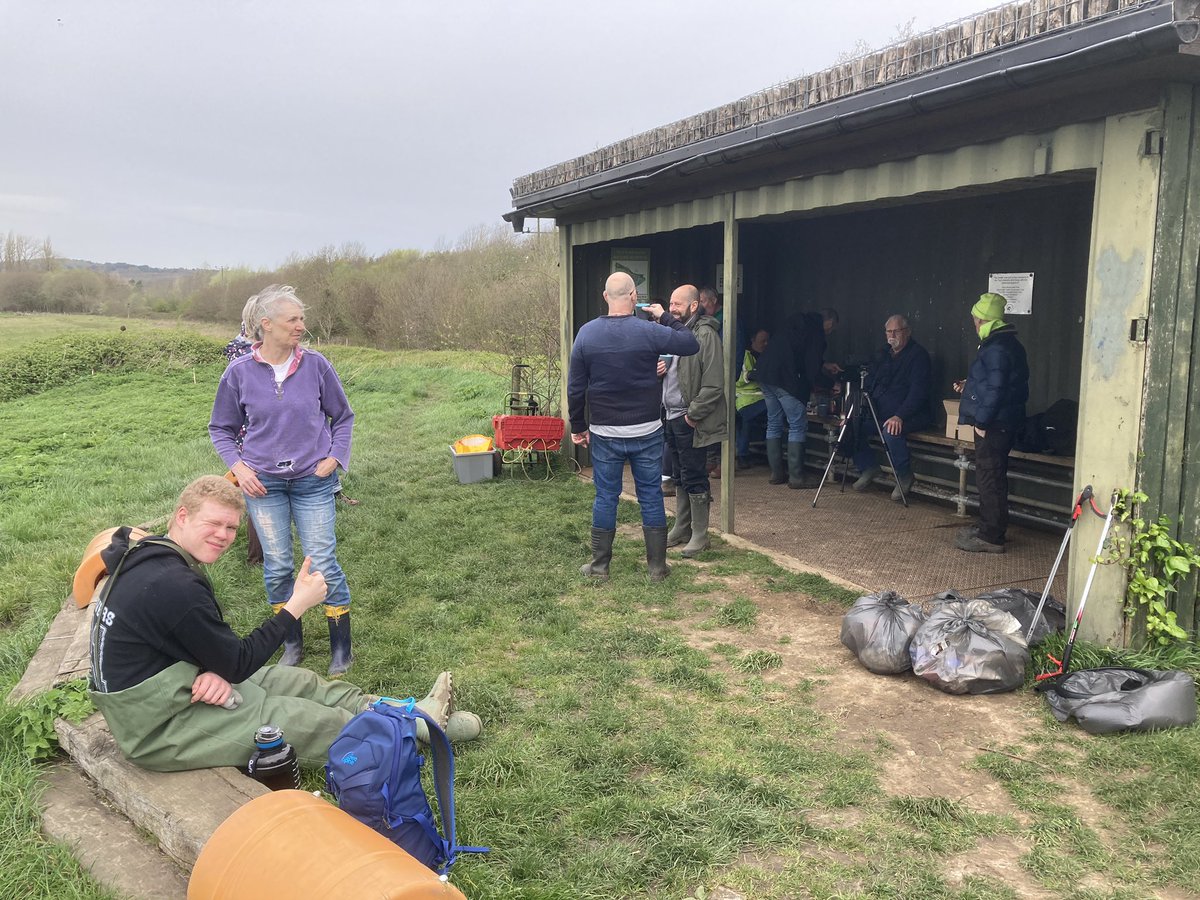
[851,314,932,500]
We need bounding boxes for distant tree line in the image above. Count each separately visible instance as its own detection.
[0,225,559,359]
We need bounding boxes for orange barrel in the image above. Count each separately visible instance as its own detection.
[188,789,467,900]
[71,526,148,608]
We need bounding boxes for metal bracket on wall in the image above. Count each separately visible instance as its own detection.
[1143,129,1164,157]
[1130,317,1149,343]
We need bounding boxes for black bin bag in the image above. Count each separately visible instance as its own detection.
[1042,667,1197,734]
[974,588,1066,645]
[840,591,926,675]
[910,600,1030,694]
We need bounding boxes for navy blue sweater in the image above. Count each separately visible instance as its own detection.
[864,339,932,431]
[568,312,699,434]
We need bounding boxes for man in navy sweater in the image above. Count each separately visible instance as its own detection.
[568,271,700,582]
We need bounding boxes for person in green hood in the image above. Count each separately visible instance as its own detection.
[953,292,1029,554]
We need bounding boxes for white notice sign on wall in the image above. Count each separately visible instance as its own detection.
[987,272,1034,315]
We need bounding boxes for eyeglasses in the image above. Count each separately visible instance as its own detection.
[885,328,909,335]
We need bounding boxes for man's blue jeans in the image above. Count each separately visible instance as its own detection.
[589,430,667,529]
[245,473,351,610]
[735,399,767,457]
[760,383,809,443]
[852,425,912,477]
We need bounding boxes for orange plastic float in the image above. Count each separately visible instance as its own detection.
[71,526,148,608]
[188,789,467,900]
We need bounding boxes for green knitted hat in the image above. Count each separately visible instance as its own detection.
[971,292,1007,320]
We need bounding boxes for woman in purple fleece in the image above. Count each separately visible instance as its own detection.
[209,285,357,676]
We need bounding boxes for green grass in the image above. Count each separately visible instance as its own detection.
[1,320,1200,898]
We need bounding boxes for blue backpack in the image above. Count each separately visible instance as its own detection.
[325,698,486,873]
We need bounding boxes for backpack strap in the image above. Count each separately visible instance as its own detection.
[372,700,488,873]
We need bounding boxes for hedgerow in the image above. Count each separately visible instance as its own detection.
[0,331,225,402]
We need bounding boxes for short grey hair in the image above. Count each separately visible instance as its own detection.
[243,284,305,341]
[886,313,910,329]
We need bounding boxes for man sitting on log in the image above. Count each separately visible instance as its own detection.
[87,475,479,772]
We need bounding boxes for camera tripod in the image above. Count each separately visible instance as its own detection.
[812,374,909,509]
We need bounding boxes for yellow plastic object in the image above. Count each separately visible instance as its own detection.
[453,434,493,454]
[72,527,148,608]
[188,790,466,900]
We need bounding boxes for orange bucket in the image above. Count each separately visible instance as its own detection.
[188,790,467,899]
[71,526,148,608]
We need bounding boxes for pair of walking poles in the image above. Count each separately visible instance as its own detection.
[1029,484,1119,683]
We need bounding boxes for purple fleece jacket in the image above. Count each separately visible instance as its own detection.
[209,347,354,479]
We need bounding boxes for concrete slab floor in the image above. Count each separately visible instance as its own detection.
[605,464,1068,603]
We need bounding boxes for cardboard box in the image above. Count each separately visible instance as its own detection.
[942,400,975,443]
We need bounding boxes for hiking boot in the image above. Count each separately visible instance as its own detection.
[416,710,483,745]
[326,609,353,676]
[416,671,454,730]
[661,477,676,497]
[787,441,812,489]
[643,525,671,582]
[666,492,692,547]
[766,438,786,484]
[680,493,711,558]
[580,527,616,580]
[955,532,1005,554]
[852,466,881,491]
[272,602,305,667]
[892,471,915,502]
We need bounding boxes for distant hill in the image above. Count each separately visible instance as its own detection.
[58,258,214,284]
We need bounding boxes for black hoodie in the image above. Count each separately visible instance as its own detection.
[91,527,294,693]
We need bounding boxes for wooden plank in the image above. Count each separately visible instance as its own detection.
[8,600,89,703]
[55,713,269,870]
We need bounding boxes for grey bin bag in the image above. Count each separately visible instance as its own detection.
[910,600,1030,695]
[974,588,1066,646]
[1042,668,1198,735]
[840,591,926,675]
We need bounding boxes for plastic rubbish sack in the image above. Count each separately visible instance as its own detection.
[974,588,1066,645]
[932,589,968,604]
[840,591,926,674]
[910,600,1030,694]
[1042,667,1197,734]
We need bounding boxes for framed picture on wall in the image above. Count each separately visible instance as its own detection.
[611,248,651,301]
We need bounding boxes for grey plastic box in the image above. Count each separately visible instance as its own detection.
[449,446,495,484]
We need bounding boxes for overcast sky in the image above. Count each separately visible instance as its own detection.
[1,0,995,269]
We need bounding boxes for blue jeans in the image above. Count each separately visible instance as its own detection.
[735,399,767,457]
[760,383,809,443]
[852,423,912,477]
[245,473,351,610]
[589,429,667,529]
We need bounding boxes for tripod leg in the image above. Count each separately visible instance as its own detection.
[812,398,855,509]
[865,393,908,508]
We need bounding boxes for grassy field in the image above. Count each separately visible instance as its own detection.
[1,315,1199,899]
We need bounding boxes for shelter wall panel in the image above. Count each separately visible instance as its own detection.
[1074,107,1162,645]
[735,123,1103,221]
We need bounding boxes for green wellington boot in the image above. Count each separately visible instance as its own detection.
[666,491,692,547]
[766,438,786,485]
[680,493,712,558]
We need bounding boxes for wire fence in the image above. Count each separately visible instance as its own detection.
[511,0,1151,200]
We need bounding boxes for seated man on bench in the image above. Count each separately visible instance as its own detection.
[851,314,932,500]
[88,475,479,773]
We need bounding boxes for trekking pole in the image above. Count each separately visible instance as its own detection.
[1036,489,1119,683]
[1025,484,1100,643]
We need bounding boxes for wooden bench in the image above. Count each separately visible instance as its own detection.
[805,418,1075,527]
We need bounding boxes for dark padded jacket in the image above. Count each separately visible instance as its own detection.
[755,311,828,400]
[958,325,1029,429]
[864,339,932,432]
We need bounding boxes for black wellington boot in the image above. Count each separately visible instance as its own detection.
[580,527,616,581]
[643,525,671,582]
[327,610,353,677]
[271,602,304,667]
[766,438,786,485]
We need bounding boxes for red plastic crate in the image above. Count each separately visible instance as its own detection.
[492,414,564,452]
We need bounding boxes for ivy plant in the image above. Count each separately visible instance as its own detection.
[14,679,95,761]
[1101,489,1200,645]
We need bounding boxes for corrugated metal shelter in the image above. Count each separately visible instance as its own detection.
[504,0,1200,645]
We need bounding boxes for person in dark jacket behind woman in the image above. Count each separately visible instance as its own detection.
[568,272,700,582]
[755,308,841,488]
[953,292,1029,553]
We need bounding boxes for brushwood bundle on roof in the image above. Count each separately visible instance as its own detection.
[510,0,1146,200]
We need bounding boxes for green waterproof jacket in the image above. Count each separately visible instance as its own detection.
[677,314,728,448]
